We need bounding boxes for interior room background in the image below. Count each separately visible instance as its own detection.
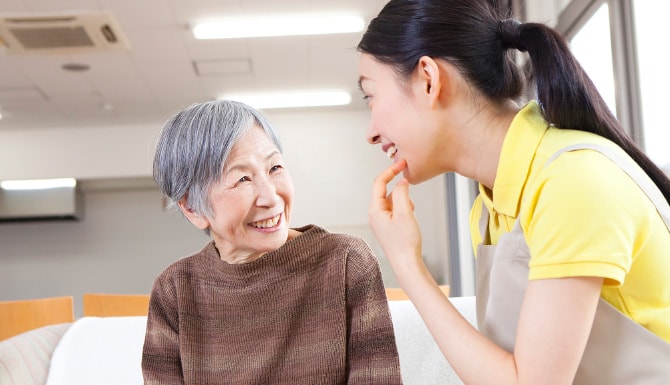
[0,0,667,316]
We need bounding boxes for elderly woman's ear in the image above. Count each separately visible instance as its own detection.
[178,196,210,230]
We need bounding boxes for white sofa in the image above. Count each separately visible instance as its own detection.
[0,297,476,385]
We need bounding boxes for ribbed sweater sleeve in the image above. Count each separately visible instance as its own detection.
[141,225,402,385]
[345,237,403,384]
[142,272,184,385]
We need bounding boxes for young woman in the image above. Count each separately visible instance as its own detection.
[357,0,670,384]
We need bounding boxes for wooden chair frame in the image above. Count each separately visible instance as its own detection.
[385,285,450,301]
[0,296,74,340]
[82,293,150,317]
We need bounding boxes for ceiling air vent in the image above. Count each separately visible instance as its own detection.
[0,10,130,53]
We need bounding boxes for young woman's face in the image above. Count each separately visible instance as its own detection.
[358,53,440,184]
[197,125,294,263]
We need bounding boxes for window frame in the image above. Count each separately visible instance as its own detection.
[557,0,644,145]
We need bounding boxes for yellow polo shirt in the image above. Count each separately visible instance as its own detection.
[469,101,670,343]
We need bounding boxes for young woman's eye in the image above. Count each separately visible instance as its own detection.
[362,94,371,101]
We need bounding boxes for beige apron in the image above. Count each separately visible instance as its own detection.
[475,143,670,384]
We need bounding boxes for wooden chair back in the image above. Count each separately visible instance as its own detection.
[80,287,450,317]
[385,285,450,301]
[0,296,75,340]
[82,293,151,317]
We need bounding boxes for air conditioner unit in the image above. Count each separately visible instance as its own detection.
[0,10,130,54]
[0,184,83,222]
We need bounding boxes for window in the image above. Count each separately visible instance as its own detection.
[569,3,617,117]
[633,1,670,171]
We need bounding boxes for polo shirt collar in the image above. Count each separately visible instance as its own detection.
[490,100,549,217]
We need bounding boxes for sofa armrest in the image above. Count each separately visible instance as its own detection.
[0,323,73,385]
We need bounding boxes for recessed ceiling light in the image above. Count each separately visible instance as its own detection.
[62,63,90,72]
[220,90,352,109]
[0,178,77,190]
[192,14,365,39]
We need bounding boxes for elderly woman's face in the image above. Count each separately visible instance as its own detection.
[199,125,294,263]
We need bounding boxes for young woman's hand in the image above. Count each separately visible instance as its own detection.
[368,159,424,276]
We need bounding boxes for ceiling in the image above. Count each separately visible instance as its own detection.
[0,0,388,132]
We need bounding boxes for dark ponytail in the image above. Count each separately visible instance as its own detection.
[359,0,670,203]
[497,21,670,203]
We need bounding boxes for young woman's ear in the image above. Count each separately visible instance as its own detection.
[414,56,443,107]
[178,197,210,230]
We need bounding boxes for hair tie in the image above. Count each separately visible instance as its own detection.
[497,19,526,52]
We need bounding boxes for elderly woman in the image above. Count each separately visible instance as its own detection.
[141,100,402,384]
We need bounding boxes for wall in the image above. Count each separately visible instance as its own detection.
[0,108,449,316]
[0,1,574,315]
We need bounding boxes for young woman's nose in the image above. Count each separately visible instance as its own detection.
[367,122,381,145]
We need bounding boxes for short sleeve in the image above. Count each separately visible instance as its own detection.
[522,150,653,286]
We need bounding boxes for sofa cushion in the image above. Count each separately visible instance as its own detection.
[44,316,147,385]
[389,296,476,385]
[0,323,73,385]
[28,297,476,385]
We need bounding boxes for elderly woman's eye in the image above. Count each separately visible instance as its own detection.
[270,165,283,172]
[238,176,250,182]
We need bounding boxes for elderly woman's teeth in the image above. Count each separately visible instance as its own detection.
[251,214,280,228]
[387,145,397,159]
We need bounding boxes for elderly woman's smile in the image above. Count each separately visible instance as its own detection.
[249,213,282,229]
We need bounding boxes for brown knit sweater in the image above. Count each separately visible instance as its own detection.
[142,225,402,384]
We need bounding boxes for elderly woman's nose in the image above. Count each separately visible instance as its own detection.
[255,179,280,206]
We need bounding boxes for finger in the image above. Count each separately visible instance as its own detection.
[391,178,414,216]
[371,159,407,201]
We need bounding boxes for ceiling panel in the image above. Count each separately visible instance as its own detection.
[0,0,380,131]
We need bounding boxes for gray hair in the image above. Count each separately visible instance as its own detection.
[153,99,283,219]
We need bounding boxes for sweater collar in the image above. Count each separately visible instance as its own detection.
[202,224,327,274]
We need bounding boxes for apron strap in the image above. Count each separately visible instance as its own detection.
[478,201,490,245]
[478,142,669,247]
[545,143,670,231]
